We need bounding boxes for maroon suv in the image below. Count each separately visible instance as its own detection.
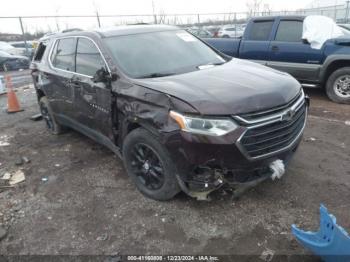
[31,25,309,200]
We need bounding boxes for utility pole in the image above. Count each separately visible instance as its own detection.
[152,0,157,24]
[334,0,338,21]
[18,17,29,58]
[96,11,101,27]
[93,1,101,28]
[346,0,350,23]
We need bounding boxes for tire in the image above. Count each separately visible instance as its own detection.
[39,97,65,135]
[122,128,181,201]
[326,67,350,104]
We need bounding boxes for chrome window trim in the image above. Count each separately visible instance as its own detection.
[48,35,111,79]
[233,90,305,125]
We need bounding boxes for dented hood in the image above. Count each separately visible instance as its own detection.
[132,59,301,115]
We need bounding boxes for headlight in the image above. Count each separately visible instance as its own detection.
[169,111,238,136]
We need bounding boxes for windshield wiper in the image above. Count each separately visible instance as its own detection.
[138,72,176,79]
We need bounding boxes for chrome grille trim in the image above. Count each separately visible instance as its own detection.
[233,90,305,125]
[234,91,307,160]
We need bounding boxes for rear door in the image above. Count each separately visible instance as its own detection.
[48,37,77,119]
[72,37,113,139]
[239,19,275,64]
[267,19,324,83]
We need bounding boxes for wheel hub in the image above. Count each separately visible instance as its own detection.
[143,161,150,171]
[131,143,165,190]
[334,75,350,98]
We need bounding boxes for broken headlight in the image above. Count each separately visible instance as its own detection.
[170,111,238,136]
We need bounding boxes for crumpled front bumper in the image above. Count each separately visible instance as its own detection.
[164,126,301,200]
[292,204,350,262]
[164,94,308,200]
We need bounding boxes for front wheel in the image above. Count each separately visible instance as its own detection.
[326,67,350,104]
[122,128,180,201]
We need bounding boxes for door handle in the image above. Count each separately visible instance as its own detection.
[271,45,279,52]
[69,76,82,88]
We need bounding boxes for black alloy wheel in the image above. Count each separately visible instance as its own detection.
[123,128,180,201]
[130,143,165,190]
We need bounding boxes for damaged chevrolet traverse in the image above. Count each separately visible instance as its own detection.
[31,25,309,200]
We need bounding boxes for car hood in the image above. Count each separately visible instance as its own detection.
[132,59,301,115]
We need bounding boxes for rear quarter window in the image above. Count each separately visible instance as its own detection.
[33,42,47,62]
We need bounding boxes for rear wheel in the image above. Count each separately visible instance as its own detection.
[39,97,65,135]
[326,67,350,104]
[122,128,180,201]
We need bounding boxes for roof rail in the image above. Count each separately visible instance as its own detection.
[61,28,83,33]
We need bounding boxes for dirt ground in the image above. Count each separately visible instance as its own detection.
[0,82,349,260]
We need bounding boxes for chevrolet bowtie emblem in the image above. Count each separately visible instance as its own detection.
[281,109,296,122]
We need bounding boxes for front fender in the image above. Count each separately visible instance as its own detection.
[114,82,198,145]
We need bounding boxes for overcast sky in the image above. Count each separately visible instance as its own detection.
[1,0,311,34]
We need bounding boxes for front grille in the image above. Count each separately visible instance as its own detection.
[234,92,307,159]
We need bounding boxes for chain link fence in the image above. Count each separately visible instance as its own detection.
[0,4,349,41]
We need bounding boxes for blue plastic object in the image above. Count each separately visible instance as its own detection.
[292,204,350,262]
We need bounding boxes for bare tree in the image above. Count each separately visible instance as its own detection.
[157,9,166,24]
[246,0,263,17]
[152,0,157,24]
[262,3,272,16]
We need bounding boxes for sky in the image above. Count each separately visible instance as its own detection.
[0,0,312,34]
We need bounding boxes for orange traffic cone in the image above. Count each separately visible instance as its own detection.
[6,75,23,113]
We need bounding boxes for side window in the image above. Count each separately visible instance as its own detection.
[51,38,76,71]
[76,38,106,76]
[275,21,303,42]
[248,21,274,41]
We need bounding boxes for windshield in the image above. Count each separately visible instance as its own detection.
[104,30,226,78]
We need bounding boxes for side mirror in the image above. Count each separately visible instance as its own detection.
[110,73,118,81]
[92,67,118,83]
[92,67,109,83]
[302,39,310,45]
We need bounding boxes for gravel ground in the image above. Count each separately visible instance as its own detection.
[0,84,349,260]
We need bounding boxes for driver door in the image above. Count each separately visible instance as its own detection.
[72,37,113,140]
